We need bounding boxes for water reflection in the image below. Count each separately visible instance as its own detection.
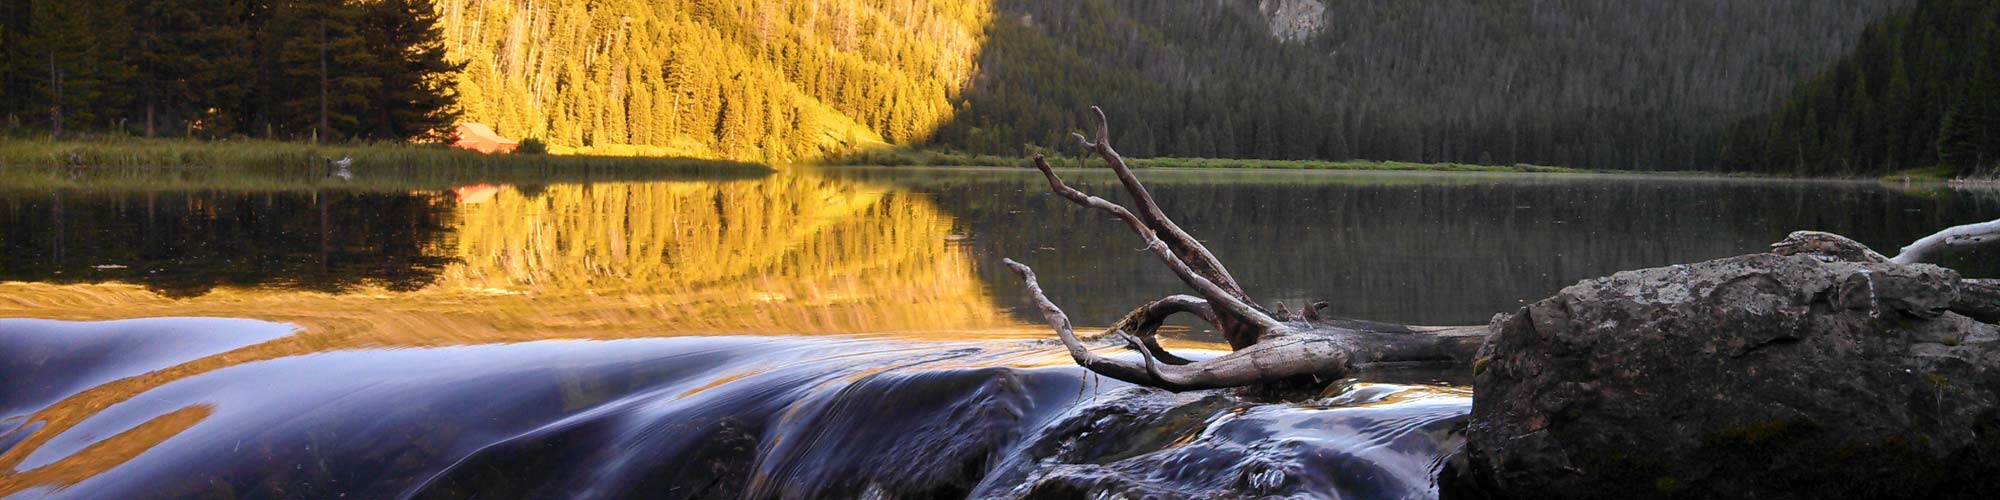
[823,167,2000,325]
[1,171,1022,339]
[0,190,454,296]
[11,168,1998,330]
[0,170,1051,497]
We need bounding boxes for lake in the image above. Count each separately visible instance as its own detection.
[2,165,1997,498]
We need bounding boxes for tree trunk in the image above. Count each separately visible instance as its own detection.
[319,21,331,143]
[48,52,62,140]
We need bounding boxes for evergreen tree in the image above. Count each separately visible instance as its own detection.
[20,0,133,136]
[136,0,253,137]
[272,0,375,141]
[1729,0,2000,176]
[357,0,463,141]
[1939,62,1999,170]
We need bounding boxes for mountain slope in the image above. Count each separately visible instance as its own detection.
[934,0,1915,170]
[1721,0,2000,177]
[434,0,989,160]
[434,0,1909,168]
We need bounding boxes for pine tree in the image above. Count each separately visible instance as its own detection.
[356,0,462,141]
[135,0,253,137]
[22,0,132,136]
[1939,63,1999,170]
[272,0,375,141]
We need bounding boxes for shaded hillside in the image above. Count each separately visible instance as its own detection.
[0,0,461,142]
[1721,0,2000,177]
[935,0,1913,170]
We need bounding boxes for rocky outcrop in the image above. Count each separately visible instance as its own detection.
[1450,251,2000,499]
[1257,0,1326,44]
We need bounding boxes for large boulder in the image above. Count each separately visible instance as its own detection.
[1451,252,2000,499]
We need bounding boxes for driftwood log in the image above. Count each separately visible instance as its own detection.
[1006,106,2000,392]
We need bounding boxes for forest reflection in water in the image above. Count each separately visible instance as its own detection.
[0,170,1025,342]
[821,167,2000,326]
[8,166,2000,340]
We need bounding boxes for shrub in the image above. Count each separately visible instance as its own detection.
[517,138,549,155]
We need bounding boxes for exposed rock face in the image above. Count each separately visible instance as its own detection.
[1258,0,1326,44]
[1451,252,2000,499]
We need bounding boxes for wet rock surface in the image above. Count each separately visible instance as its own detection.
[985,383,1470,499]
[1452,252,2000,499]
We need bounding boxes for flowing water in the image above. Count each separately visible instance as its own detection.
[2,165,1998,499]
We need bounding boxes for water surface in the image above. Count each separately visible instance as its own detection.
[2,165,1995,498]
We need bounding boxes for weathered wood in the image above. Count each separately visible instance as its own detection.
[1891,219,2000,264]
[1071,106,1254,305]
[1025,155,1283,339]
[1006,109,1488,391]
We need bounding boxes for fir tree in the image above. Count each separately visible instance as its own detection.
[357,0,463,141]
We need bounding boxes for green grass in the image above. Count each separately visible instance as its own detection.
[1128,157,1586,173]
[0,138,770,192]
[815,147,1590,173]
[1883,165,1959,182]
[814,148,1032,168]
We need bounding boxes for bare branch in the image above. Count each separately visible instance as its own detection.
[1006,107,1492,391]
[1003,258,1199,387]
[1101,295,1216,338]
[1891,218,2000,264]
[1005,258,1477,391]
[1073,106,1254,304]
[1029,155,1286,334]
[1099,295,1217,365]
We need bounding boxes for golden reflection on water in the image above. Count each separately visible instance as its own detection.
[0,170,1073,493]
[0,170,1037,343]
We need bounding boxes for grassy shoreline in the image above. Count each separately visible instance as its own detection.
[0,137,764,170]
[0,138,770,192]
[814,148,1592,174]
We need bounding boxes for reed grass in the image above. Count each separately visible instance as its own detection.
[0,138,770,192]
[814,147,1589,173]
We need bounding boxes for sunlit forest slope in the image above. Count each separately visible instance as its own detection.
[433,0,988,160]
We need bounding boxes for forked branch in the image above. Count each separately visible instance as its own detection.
[1003,259,1353,391]
[1028,155,1285,339]
[1101,295,1217,366]
[1071,106,1254,305]
[1004,107,1489,392]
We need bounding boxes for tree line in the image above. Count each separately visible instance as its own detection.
[932,0,1912,171]
[0,0,461,142]
[1721,0,2000,177]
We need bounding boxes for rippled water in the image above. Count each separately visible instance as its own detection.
[2,166,1997,498]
